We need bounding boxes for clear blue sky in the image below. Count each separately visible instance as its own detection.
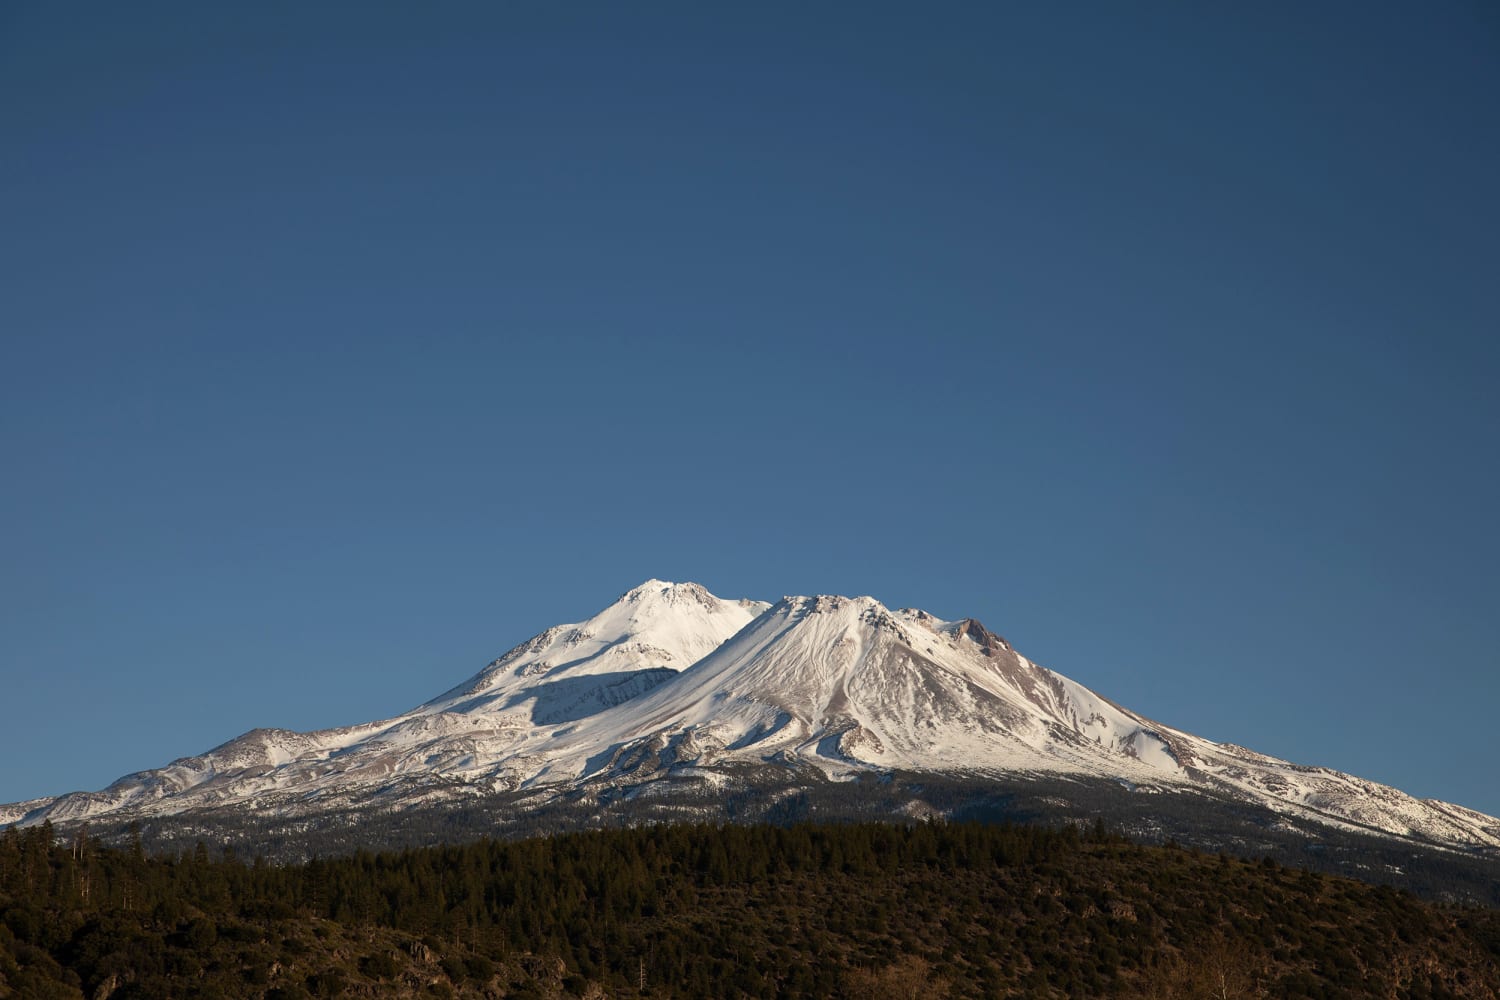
[3,3,1497,819]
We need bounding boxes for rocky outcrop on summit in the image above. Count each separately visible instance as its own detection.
[953,618,1011,657]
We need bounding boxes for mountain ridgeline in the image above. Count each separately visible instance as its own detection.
[4,581,1498,901]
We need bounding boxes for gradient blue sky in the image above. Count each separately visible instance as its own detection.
[3,3,1497,819]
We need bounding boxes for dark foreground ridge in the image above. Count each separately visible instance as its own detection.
[4,820,1499,998]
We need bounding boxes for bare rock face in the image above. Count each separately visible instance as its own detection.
[838,725,886,759]
[954,618,1011,657]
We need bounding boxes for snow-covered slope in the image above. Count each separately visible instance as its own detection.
[0,581,765,826]
[420,579,769,722]
[4,581,1497,855]
[490,593,1500,850]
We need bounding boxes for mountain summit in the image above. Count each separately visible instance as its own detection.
[4,581,1497,865]
[420,579,768,722]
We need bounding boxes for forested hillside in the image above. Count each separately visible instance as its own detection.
[3,820,1498,998]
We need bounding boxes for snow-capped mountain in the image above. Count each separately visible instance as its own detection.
[4,581,1498,859]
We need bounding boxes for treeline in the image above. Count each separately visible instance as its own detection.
[95,771,1500,909]
[3,818,1499,998]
